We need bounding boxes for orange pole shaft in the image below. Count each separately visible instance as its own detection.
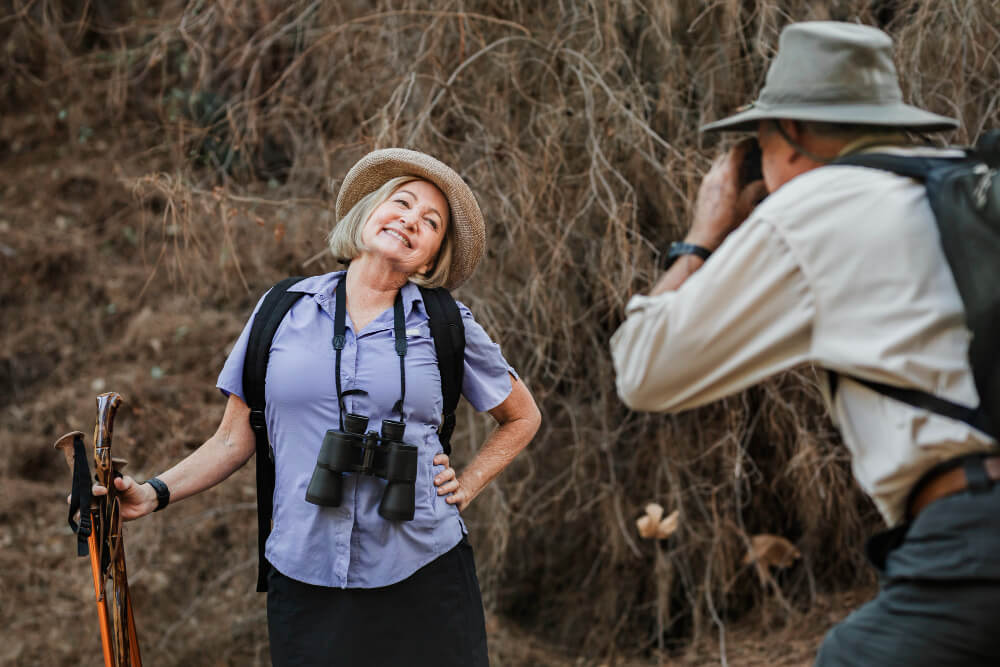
[126,597,142,665]
[120,549,143,666]
[87,517,114,667]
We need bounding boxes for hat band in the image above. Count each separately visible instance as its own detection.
[759,83,902,107]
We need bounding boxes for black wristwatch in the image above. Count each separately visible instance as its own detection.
[146,477,170,512]
[662,241,712,270]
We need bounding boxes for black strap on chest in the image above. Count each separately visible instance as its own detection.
[242,276,465,592]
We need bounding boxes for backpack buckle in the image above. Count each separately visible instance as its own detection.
[971,163,993,209]
[249,409,267,432]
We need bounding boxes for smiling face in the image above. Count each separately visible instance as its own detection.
[359,179,450,275]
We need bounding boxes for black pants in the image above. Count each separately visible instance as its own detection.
[267,536,489,667]
[815,462,1000,666]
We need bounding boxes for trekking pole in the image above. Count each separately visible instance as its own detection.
[55,392,143,666]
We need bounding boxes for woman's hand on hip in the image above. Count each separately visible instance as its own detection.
[433,453,477,512]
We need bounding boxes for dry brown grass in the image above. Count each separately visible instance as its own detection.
[2,1,998,664]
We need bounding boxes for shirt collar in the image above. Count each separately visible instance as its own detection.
[288,270,427,318]
[835,135,966,160]
[836,133,909,157]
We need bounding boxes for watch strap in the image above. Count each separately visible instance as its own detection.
[663,241,712,270]
[146,476,170,512]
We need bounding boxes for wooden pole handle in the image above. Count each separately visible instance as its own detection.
[93,393,123,490]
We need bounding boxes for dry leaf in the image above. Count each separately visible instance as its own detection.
[742,534,800,581]
[656,510,679,539]
[636,515,656,538]
[635,503,680,540]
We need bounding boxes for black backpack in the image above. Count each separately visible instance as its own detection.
[241,276,466,592]
[832,130,1000,439]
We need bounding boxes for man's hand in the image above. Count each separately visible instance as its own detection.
[649,139,768,296]
[686,138,769,250]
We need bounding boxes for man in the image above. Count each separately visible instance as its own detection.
[610,21,998,666]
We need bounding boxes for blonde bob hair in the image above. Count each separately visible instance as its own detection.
[327,176,454,289]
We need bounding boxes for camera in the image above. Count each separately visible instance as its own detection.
[305,414,419,521]
[740,138,763,185]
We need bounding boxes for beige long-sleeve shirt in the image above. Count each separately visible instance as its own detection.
[610,147,996,526]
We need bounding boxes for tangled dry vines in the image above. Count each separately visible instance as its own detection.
[2,1,998,664]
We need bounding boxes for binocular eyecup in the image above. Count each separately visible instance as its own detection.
[305,414,419,521]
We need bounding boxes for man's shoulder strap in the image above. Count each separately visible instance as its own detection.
[419,286,465,455]
[242,276,306,593]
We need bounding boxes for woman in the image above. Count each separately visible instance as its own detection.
[93,148,542,666]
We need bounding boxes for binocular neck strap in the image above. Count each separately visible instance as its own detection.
[334,277,348,431]
[392,289,406,420]
[333,277,408,428]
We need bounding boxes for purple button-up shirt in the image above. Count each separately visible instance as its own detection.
[217,271,515,588]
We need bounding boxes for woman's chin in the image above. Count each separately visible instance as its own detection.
[356,250,420,276]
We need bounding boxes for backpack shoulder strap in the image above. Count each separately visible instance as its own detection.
[972,129,1000,167]
[854,376,994,437]
[242,276,306,593]
[419,286,465,455]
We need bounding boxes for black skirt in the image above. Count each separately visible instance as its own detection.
[266,536,489,667]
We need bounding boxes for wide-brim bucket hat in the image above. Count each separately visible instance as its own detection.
[701,21,958,133]
[336,148,486,289]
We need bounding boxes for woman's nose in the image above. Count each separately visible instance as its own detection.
[400,212,418,229]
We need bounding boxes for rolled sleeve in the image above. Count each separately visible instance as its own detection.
[610,218,815,413]
[456,302,517,412]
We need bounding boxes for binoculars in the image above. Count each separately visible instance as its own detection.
[305,414,419,521]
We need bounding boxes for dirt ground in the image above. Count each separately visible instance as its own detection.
[489,586,874,666]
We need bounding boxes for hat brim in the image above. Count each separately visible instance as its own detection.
[336,149,485,289]
[700,102,959,133]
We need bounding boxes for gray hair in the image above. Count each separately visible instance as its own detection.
[327,176,453,289]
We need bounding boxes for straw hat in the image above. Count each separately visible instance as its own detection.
[701,21,958,133]
[336,148,485,289]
